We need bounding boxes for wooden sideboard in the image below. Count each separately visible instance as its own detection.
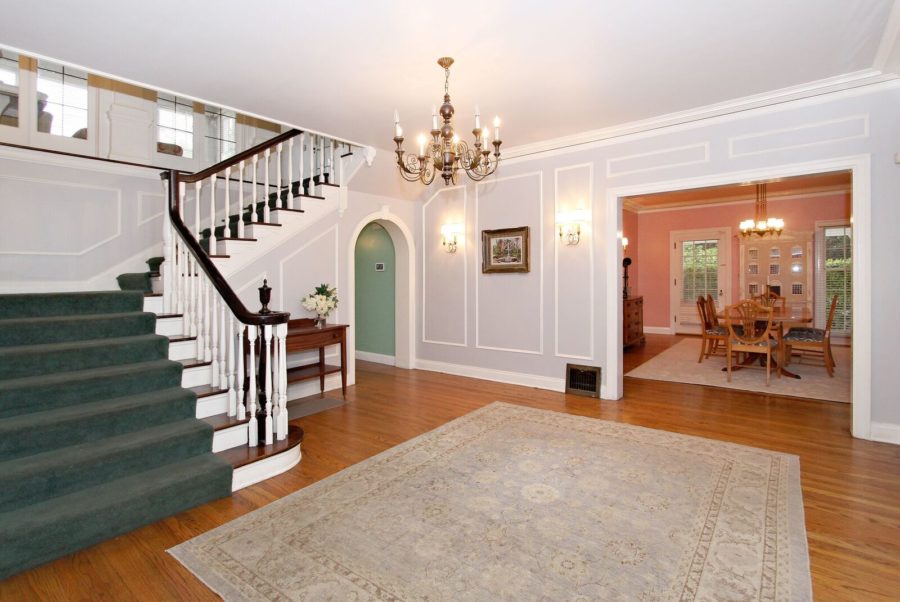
[284,319,348,397]
[624,296,645,348]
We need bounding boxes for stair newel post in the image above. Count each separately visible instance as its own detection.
[263,148,271,223]
[287,138,294,210]
[236,322,246,417]
[219,300,228,392]
[276,322,288,440]
[194,181,202,243]
[246,325,258,447]
[251,154,259,224]
[210,293,219,387]
[208,175,217,252]
[263,325,274,445]
[237,160,245,239]
[276,142,283,210]
[227,314,236,417]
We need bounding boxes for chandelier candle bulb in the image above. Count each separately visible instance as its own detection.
[394,110,401,137]
[418,135,426,157]
[475,105,481,129]
[493,116,501,141]
[432,106,438,129]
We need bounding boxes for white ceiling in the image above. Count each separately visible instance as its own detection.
[0,1,897,150]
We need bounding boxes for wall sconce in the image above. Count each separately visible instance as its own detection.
[622,236,629,253]
[440,223,464,253]
[556,209,590,246]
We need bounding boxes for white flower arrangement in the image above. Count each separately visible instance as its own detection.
[301,283,339,318]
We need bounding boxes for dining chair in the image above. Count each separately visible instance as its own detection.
[783,295,838,377]
[753,290,785,310]
[696,296,727,362]
[725,300,779,385]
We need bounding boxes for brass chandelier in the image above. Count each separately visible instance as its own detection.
[739,183,784,237]
[393,57,502,185]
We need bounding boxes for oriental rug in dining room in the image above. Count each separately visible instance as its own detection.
[170,402,811,601]
[626,338,851,403]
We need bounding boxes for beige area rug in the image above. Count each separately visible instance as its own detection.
[627,338,851,403]
[170,402,811,601]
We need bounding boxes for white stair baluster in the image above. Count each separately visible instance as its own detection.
[224,166,231,243]
[210,293,219,387]
[251,154,259,223]
[218,299,227,390]
[236,322,246,417]
[162,179,172,314]
[227,313,236,416]
[298,133,305,195]
[208,175,217,251]
[189,254,198,340]
[178,181,185,221]
[263,148,271,222]
[287,138,294,209]
[270,323,279,439]
[263,325,274,445]
[276,142,283,209]
[194,181,202,242]
[319,136,325,184]
[202,277,211,362]
[329,138,335,184]
[247,325,258,447]
[277,323,288,440]
[237,160,245,239]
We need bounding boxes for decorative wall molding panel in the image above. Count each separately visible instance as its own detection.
[475,171,544,355]
[422,186,468,347]
[137,191,165,226]
[606,142,709,178]
[554,163,594,360]
[276,225,340,318]
[0,175,121,256]
[728,115,869,158]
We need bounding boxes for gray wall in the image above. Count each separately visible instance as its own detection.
[413,83,900,429]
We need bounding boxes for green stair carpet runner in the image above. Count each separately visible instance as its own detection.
[0,291,232,579]
[115,256,163,293]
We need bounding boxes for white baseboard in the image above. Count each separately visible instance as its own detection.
[870,422,900,445]
[355,350,396,366]
[644,326,675,335]
[414,358,566,392]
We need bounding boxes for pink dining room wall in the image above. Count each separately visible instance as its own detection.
[634,191,851,329]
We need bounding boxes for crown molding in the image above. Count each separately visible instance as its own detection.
[502,72,900,163]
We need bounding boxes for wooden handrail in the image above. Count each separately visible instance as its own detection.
[181,128,301,184]
[161,169,289,326]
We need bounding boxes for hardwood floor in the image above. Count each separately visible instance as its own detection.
[2,334,898,600]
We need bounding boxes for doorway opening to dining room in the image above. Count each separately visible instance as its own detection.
[605,156,871,440]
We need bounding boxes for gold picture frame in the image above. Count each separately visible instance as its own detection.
[481,226,530,273]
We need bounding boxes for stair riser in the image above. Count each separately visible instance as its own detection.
[155,317,183,336]
[0,394,196,460]
[167,339,196,361]
[0,362,184,419]
[196,392,229,418]
[182,364,213,388]
[216,240,256,256]
[0,423,213,513]
[0,336,170,381]
[0,313,156,347]
[143,296,164,314]
[212,423,248,452]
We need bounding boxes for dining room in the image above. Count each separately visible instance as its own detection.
[621,171,853,406]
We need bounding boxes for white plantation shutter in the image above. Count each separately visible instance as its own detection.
[815,224,852,334]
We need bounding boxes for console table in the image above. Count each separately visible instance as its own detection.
[284,318,348,397]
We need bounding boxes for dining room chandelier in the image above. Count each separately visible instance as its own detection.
[392,57,502,186]
[739,183,784,237]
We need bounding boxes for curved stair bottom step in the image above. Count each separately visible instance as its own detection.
[218,424,304,491]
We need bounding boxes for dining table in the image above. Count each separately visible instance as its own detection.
[717,304,813,379]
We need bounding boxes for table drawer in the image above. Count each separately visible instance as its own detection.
[286,328,343,352]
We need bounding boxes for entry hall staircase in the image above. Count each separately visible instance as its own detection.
[0,129,355,579]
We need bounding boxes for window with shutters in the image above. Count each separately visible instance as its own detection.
[792,283,803,295]
[748,263,758,275]
[0,50,19,129]
[769,263,780,275]
[36,60,88,138]
[681,240,719,302]
[157,94,194,158]
[205,106,236,163]
[818,225,852,332]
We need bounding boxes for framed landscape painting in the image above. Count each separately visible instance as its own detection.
[481,226,530,273]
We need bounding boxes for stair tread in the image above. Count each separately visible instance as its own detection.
[143,293,162,297]
[0,454,231,578]
[0,418,211,484]
[207,254,231,259]
[178,358,212,369]
[218,424,303,468]
[0,291,144,319]
[202,412,250,431]
[188,384,228,398]
[271,207,306,214]
[168,335,196,343]
[0,333,167,357]
[0,387,194,433]
[156,313,184,319]
[0,358,182,394]
[0,311,153,327]
[296,193,325,200]
[244,222,282,228]
[218,237,257,242]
